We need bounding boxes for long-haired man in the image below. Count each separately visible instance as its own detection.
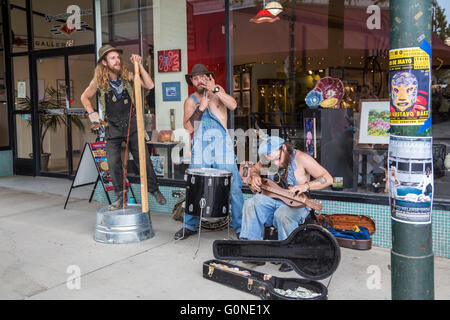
[81,45,166,209]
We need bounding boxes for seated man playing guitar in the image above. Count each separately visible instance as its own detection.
[240,135,332,272]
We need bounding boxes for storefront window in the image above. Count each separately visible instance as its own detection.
[10,0,28,53]
[12,56,29,110]
[31,0,94,50]
[97,0,449,199]
[230,0,450,200]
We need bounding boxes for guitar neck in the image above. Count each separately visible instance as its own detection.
[260,184,322,211]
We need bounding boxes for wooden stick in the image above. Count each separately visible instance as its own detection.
[133,61,149,213]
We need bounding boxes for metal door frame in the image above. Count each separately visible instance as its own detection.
[33,47,95,178]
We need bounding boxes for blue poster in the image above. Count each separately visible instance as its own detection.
[162,82,181,102]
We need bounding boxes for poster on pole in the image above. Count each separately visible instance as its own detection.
[388,135,433,224]
[389,47,431,126]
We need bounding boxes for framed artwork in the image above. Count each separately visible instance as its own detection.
[0,78,6,101]
[233,75,240,91]
[242,91,251,108]
[151,156,165,176]
[242,72,251,90]
[157,49,181,72]
[304,117,317,158]
[233,92,241,107]
[358,100,390,145]
[162,82,181,102]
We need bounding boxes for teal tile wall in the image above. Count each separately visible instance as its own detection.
[94,184,449,258]
[0,150,13,177]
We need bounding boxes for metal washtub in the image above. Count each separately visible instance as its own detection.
[94,204,155,244]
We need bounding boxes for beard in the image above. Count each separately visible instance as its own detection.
[278,150,290,169]
[194,85,205,94]
[108,63,122,76]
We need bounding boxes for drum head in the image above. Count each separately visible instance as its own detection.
[186,168,232,177]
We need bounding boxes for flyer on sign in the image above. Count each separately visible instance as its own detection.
[90,141,115,192]
[389,47,431,125]
[388,135,433,224]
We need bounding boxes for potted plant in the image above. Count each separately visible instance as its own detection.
[18,86,85,171]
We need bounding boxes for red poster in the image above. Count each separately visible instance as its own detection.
[158,49,181,72]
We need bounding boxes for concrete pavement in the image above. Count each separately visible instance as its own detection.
[0,176,448,300]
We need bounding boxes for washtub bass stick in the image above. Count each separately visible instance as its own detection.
[133,60,149,214]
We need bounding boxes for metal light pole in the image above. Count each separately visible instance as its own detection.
[389,0,434,300]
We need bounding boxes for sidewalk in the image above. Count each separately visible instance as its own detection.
[0,176,448,300]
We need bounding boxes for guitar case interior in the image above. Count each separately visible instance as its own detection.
[316,214,376,250]
[203,224,340,300]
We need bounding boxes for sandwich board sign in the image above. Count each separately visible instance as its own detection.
[64,141,133,209]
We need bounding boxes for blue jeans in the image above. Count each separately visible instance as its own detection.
[240,194,310,240]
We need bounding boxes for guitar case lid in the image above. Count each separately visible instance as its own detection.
[213,224,341,280]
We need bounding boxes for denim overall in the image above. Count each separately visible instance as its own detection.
[240,150,310,240]
[184,94,244,233]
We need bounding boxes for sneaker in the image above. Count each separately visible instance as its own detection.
[279,263,293,272]
[108,191,127,211]
[151,190,167,205]
[174,227,197,240]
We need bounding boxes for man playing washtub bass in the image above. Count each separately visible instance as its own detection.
[241,135,333,272]
[81,44,166,210]
[174,64,244,240]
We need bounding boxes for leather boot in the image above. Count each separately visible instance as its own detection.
[109,191,127,210]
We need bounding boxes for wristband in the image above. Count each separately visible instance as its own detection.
[189,108,204,128]
[305,182,311,192]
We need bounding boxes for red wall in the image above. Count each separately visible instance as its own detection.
[187,7,226,95]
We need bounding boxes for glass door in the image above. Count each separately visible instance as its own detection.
[36,56,69,174]
[67,53,96,174]
[35,53,94,176]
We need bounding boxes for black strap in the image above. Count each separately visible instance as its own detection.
[189,108,204,129]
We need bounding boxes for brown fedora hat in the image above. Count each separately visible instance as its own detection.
[185,64,215,86]
[97,44,123,63]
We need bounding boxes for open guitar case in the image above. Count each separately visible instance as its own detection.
[203,224,341,300]
[315,213,376,250]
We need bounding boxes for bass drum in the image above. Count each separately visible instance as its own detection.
[185,168,232,219]
[171,195,230,231]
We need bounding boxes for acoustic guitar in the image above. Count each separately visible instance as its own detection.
[258,178,323,211]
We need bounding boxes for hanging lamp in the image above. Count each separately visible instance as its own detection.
[249,1,283,24]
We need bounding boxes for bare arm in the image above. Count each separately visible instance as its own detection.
[249,161,263,193]
[183,93,209,133]
[183,97,196,133]
[130,54,154,90]
[213,85,237,111]
[81,79,98,114]
[292,152,333,194]
[202,75,237,111]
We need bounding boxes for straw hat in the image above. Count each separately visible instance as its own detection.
[97,44,123,63]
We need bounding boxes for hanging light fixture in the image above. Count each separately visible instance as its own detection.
[250,0,282,24]
[265,1,283,16]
